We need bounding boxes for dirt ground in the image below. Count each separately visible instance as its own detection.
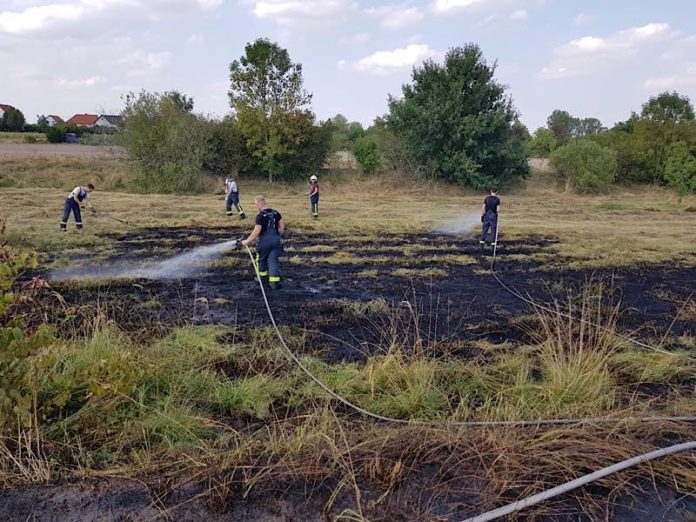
[0,142,124,159]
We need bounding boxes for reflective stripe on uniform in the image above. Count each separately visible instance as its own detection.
[269,276,281,283]
[258,271,269,277]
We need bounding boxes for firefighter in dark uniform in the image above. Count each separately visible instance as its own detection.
[480,188,500,247]
[308,175,319,219]
[60,183,95,231]
[241,196,286,290]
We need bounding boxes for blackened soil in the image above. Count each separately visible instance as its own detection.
[21,227,696,359]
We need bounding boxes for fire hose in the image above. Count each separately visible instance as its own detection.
[241,218,696,519]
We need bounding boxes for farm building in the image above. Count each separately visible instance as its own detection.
[0,104,16,118]
[46,115,64,126]
[67,114,99,127]
[95,115,123,128]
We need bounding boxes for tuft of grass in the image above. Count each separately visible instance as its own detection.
[392,267,447,278]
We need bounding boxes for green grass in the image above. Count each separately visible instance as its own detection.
[0,132,46,143]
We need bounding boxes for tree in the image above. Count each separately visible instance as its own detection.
[664,141,696,197]
[547,110,576,143]
[164,90,194,113]
[353,136,381,174]
[117,90,212,194]
[550,139,617,193]
[575,117,605,137]
[637,91,696,182]
[1,108,25,132]
[36,115,49,130]
[387,43,529,188]
[229,38,325,182]
[529,127,557,157]
[204,116,253,177]
[641,91,695,124]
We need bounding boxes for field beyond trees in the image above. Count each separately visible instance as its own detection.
[0,155,695,520]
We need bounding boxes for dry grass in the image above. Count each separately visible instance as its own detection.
[0,159,694,268]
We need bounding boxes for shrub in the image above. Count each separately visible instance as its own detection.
[353,136,381,174]
[550,139,618,193]
[664,141,696,197]
[117,90,213,194]
[45,126,64,143]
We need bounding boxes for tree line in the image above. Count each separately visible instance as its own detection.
[529,93,696,195]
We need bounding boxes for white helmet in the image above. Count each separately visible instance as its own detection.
[310,175,318,181]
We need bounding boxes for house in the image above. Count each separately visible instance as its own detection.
[94,115,123,129]
[66,114,99,127]
[46,115,64,126]
[0,104,15,118]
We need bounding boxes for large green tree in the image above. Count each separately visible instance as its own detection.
[386,44,529,188]
[229,38,328,182]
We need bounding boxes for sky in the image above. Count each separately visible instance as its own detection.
[2,0,696,130]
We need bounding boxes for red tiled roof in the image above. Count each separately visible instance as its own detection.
[48,115,64,122]
[67,113,98,125]
[0,104,15,112]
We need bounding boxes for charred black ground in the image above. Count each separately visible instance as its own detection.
[23,226,696,356]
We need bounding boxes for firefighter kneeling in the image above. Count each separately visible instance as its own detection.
[240,196,286,290]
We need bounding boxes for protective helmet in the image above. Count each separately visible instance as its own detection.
[310,175,318,181]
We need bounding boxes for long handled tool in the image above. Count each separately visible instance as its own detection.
[94,210,130,225]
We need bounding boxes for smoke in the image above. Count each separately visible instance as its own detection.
[432,212,481,236]
[49,240,237,282]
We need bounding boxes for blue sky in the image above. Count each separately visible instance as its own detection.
[2,0,696,130]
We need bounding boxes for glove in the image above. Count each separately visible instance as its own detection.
[231,239,243,248]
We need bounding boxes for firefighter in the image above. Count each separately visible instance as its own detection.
[224,175,246,220]
[60,184,95,231]
[241,196,286,290]
[480,187,500,247]
[308,174,319,219]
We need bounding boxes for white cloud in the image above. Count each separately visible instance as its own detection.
[55,75,106,89]
[510,9,527,21]
[116,50,172,77]
[573,12,595,26]
[644,62,696,90]
[432,0,507,13]
[187,34,205,46]
[540,23,677,78]
[0,0,222,35]
[365,4,424,29]
[344,43,440,74]
[250,0,357,26]
[339,32,370,45]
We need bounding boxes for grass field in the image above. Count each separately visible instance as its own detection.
[0,131,47,143]
[0,155,695,520]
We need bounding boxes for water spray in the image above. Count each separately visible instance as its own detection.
[49,239,239,282]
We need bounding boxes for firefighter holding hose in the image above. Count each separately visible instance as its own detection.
[480,187,500,248]
[239,196,286,290]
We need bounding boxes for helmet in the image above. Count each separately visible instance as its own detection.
[310,175,318,181]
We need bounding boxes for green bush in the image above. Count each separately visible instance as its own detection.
[352,136,381,173]
[550,139,618,193]
[117,90,213,194]
[664,141,696,197]
[45,126,64,143]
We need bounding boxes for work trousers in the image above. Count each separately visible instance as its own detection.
[225,192,245,218]
[60,198,82,230]
[310,194,319,218]
[256,231,283,284]
[481,211,498,243]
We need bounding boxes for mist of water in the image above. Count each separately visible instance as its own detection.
[49,240,237,282]
[432,212,482,236]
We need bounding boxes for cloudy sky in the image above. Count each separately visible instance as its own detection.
[2,0,696,130]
